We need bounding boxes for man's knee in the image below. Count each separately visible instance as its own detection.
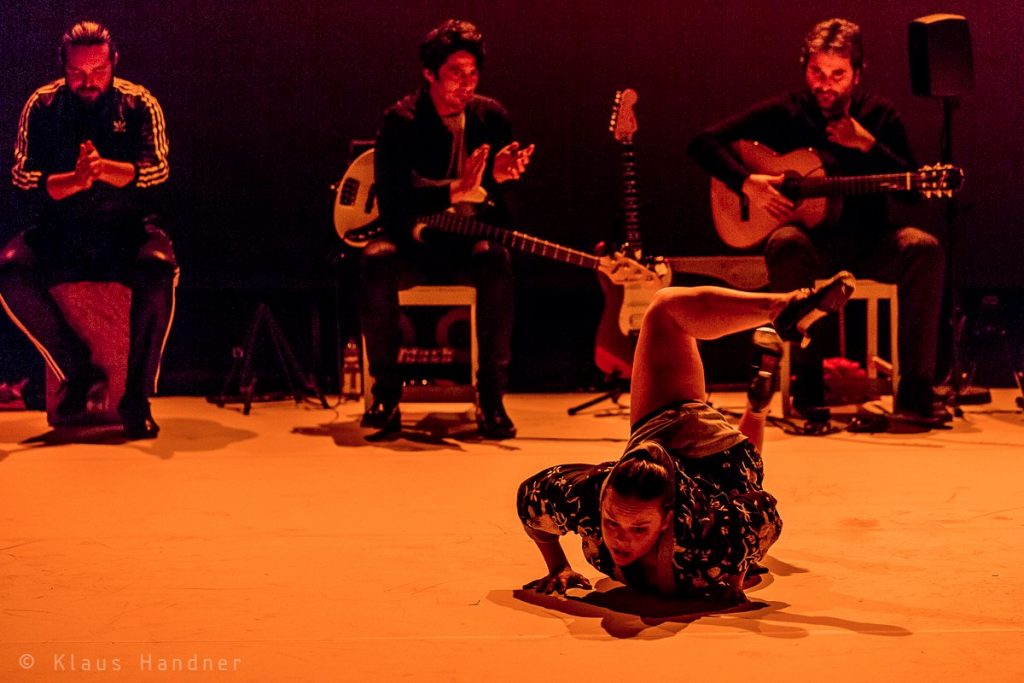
[0,233,34,270]
[358,239,400,287]
[362,240,397,262]
[764,226,814,262]
[471,240,511,270]
[764,226,819,289]
[138,227,177,266]
[894,227,942,264]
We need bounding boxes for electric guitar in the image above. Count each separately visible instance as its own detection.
[332,148,380,248]
[595,89,672,377]
[710,140,964,249]
[331,150,664,357]
[410,212,663,305]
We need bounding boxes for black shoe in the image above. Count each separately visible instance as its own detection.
[890,409,951,430]
[748,326,784,413]
[773,271,856,348]
[793,404,832,425]
[891,400,952,430]
[477,395,517,440]
[361,398,401,433]
[119,395,160,440]
[895,377,952,430]
[55,364,107,419]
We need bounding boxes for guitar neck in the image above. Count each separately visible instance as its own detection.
[424,212,602,270]
[796,172,917,197]
[621,142,642,254]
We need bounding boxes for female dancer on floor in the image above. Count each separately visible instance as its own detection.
[517,272,855,601]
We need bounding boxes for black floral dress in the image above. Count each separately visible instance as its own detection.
[517,401,782,597]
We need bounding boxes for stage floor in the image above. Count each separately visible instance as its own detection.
[2,391,1023,681]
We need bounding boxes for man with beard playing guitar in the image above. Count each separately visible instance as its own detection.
[688,18,948,428]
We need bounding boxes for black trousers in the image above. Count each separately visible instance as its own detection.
[764,224,944,408]
[0,227,178,400]
[357,235,513,403]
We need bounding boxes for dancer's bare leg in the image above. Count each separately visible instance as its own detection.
[630,286,794,426]
[739,405,767,451]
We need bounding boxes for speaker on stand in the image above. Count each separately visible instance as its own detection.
[908,13,990,411]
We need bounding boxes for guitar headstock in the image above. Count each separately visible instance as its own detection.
[609,89,638,143]
[915,164,964,198]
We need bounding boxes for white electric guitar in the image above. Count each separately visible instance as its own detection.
[331,148,664,366]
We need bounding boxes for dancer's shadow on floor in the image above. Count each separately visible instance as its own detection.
[494,563,910,640]
[292,411,519,453]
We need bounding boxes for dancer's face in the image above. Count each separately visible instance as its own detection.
[600,490,671,567]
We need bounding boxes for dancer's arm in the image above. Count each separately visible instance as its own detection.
[517,465,600,594]
[522,530,592,595]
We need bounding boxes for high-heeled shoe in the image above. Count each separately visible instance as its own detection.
[773,271,856,348]
[747,326,784,413]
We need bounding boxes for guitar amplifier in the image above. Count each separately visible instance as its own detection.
[396,304,475,401]
[361,286,479,406]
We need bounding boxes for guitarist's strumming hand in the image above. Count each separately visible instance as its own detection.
[493,142,535,183]
[598,252,657,286]
[450,144,490,204]
[742,174,794,220]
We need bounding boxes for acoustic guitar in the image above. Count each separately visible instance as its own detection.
[710,140,964,249]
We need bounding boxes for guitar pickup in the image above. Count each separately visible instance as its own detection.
[339,178,359,206]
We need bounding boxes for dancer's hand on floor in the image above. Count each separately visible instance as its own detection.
[523,567,592,595]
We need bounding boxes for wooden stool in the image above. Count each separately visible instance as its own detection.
[44,282,131,426]
[781,279,898,416]
[362,285,479,410]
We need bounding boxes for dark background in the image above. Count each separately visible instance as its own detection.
[2,0,1022,395]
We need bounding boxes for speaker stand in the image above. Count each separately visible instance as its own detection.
[937,96,990,411]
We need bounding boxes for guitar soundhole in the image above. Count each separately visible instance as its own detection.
[339,178,359,206]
